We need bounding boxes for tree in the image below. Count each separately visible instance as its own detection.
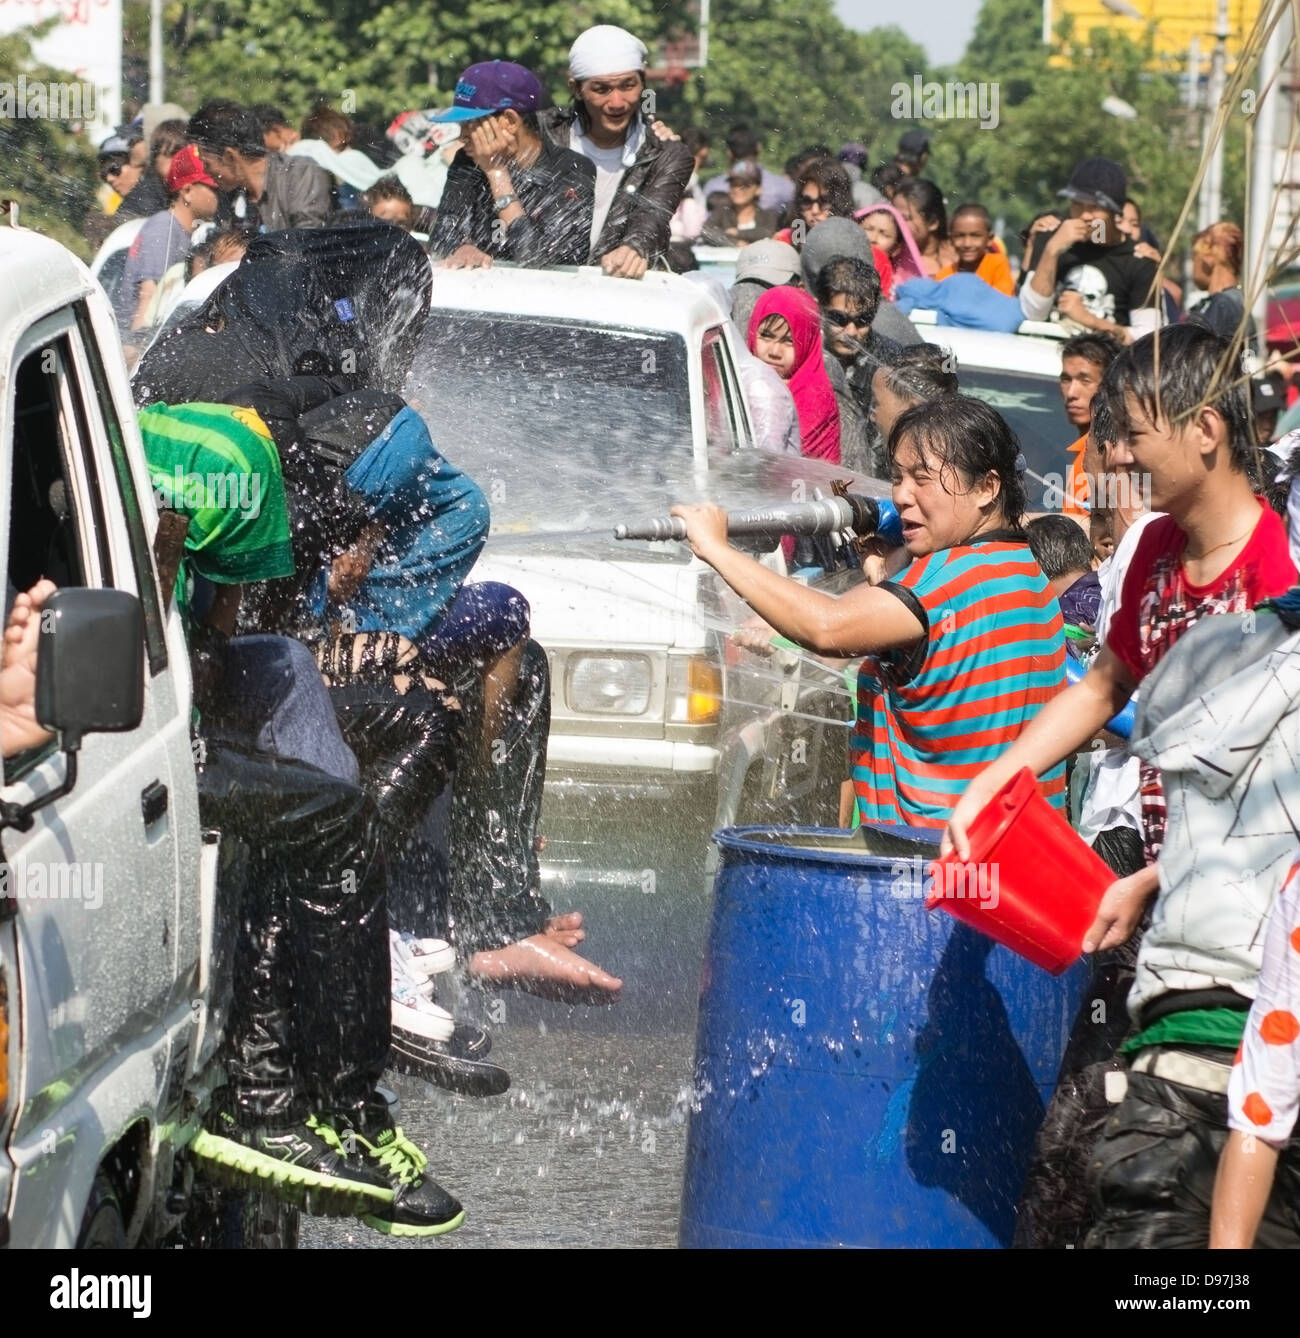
[0,28,100,258]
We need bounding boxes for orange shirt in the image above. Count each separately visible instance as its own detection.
[1062,434,1090,516]
[935,250,1014,295]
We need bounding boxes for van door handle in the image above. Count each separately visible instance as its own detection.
[141,780,169,826]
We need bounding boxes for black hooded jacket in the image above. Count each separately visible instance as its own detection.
[538,105,692,267]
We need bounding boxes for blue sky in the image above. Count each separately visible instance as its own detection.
[833,0,983,65]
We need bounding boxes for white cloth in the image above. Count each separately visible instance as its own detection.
[1228,855,1300,1147]
[1129,616,1300,1020]
[570,121,643,251]
[568,25,647,80]
[1075,510,1163,845]
[287,139,382,191]
[736,351,800,454]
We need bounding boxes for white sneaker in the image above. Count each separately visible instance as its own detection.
[392,976,455,1043]
[392,930,455,979]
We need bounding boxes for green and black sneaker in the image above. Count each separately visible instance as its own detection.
[190,1091,394,1217]
[337,1096,465,1238]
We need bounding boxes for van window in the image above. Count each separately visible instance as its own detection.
[5,340,102,780]
[702,332,738,457]
[73,303,168,673]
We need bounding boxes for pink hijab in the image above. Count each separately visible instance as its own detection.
[747,286,840,465]
[856,202,926,292]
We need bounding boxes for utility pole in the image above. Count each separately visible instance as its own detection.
[1197,0,1229,231]
[1248,1,1290,334]
[149,0,165,103]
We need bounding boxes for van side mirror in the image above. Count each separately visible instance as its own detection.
[0,589,145,834]
[36,588,144,750]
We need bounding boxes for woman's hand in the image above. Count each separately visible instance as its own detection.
[670,503,729,562]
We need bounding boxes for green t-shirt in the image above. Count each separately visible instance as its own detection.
[137,402,294,621]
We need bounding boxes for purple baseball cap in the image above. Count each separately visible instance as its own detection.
[432,61,544,122]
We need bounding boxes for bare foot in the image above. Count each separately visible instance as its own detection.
[1,581,56,758]
[468,935,621,1002]
[543,911,585,948]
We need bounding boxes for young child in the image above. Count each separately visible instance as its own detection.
[747,286,840,463]
[856,202,926,293]
[945,324,1299,1248]
[936,203,1014,295]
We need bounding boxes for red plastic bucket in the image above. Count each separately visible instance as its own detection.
[926,768,1114,974]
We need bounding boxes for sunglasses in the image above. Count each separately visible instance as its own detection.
[101,163,124,181]
[797,193,825,209]
[823,308,871,330]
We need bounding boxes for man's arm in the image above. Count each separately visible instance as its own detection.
[671,504,925,657]
[284,157,332,227]
[598,136,694,274]
[941,643,1137,859]
[427,155,493,265]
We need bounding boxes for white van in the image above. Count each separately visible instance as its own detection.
[0,224,264,1247]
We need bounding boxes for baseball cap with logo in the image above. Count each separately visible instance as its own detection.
[166,144,217,193]
[431,61,544,123]
[1253,369,1286,414]
[1058,157,1126,215]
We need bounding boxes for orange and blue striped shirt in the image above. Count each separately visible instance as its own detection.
[850,539,1067,829]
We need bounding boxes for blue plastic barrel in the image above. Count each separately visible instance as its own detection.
[679,823,1089,1249]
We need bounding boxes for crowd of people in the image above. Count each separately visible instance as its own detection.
[16,17,1296,1248]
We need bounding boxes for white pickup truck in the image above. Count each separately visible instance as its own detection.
[0,223,279,1247]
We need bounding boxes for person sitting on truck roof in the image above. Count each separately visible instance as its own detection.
[539,24,695,278]
[428,61,596,270]
[137,400,466,1236]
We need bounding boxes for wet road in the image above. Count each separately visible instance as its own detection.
[302,1025,695,1250]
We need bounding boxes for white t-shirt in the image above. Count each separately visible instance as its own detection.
[1075,509,1164,845]
[570,119,643,255]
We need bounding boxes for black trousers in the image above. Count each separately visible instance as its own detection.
[334,638,553,956]
[1085,1062,1300,1249]
[1013,825,1146,1248]
[195,741,390,1125]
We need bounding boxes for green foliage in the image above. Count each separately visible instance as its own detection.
[0,28,99,259]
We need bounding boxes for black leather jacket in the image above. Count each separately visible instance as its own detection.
[538,105,693,267]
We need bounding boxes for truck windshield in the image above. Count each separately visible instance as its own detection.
[957,367,1067,512]
[406,314,694,533]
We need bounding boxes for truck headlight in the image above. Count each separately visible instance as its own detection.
[566,654,653,715]
[668,654,722,725]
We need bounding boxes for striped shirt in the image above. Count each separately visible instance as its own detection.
[850,539,1067,829]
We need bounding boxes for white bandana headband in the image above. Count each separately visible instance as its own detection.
[568,25,648,81]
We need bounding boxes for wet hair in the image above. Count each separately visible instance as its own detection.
[188,99,267,159]
[208,226,253,264]
[363,174,413,207]
[726,124,760,159]
[252,103,293,133]
[1088,380,1116,453]
[871,161,905,196]
[887,395,1027,529]
[951,202,992,231]
[756,313,792,341]
[1061,331,1123,375]
[1025,514,1094,580]
[1194,220,1244,276]
[149,119,189,161]
[814,257,881,323]
[876,344,959,405]
[301,103,353,149]
[795,158,854,219]
[1105,324,1254,472]
[894,178,947,239]
[681,126,710,156]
